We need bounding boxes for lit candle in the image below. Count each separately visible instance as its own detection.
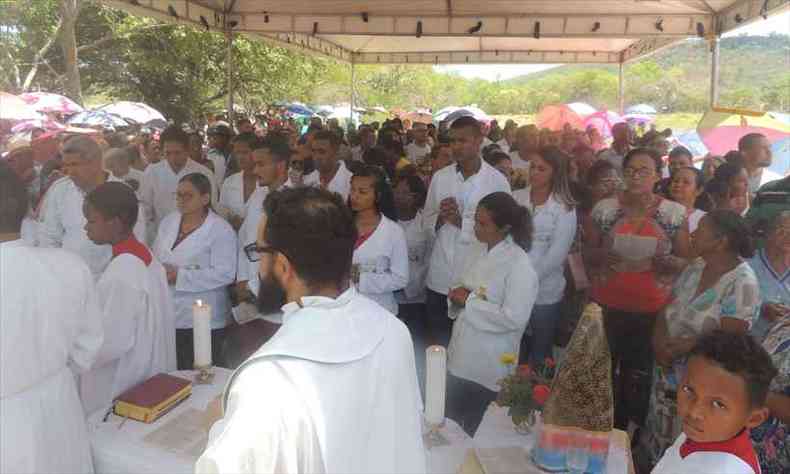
[193,300,212,369]
[424,345,447,426]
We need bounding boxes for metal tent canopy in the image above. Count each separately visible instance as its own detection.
[101,0,789,116]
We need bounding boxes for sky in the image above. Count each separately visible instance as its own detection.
[435,10,789,81]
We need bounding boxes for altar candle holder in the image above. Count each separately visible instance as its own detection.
[424,345,449,448]
[193,300,215,384]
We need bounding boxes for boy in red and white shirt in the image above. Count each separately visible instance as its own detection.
[652,331,777,474]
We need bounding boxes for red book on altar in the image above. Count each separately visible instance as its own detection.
[114,373,192,423]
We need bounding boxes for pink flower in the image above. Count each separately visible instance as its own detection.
[533,384,551,406]
[517,364,532,377]
[544,358,556,369]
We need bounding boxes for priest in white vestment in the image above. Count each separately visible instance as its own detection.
[0,164,104,474]
[38,135,145,276]
[78,182,177,415]
[197,186,426,474]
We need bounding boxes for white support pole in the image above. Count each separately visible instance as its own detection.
[618,61,625,115]
[350,61,356,128]
[710,36,721,108]
[226,31,234,124]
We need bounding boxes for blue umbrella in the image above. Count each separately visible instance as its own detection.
[625,104,658,115]
[285,102,315,117]
[67,110,130,129]
[768,137,790,177]
[444,106,491,124]
[675,131,709,158]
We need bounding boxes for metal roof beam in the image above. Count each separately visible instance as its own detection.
[352,50,620,65]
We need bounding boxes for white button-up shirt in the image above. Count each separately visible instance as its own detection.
[513,188,577,305]
[303,161,353,202]
[219,171,257,221]
[424,160,511,295]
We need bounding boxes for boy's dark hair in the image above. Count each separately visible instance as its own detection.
[263,187,356,288]
[689,330,778,407]
[85,182,139,231]
[313,130,340,148]
[450,116,482,136]
[0,162,29,233]
[160,125,190,148]
[232,132,259,149]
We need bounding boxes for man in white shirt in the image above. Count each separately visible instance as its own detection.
[423,116,511,346]
[219,132,259,231]
[236,140,292,304]
[1,164,104,474]
[351,124,376,162]
[598,122,632,172]
[139,125,216,244]
[496,120,517,154]
[197,187,426,474]
[105,147,145,194]
[405,122,432,163]
[307,129,353,201]
[39,136,139,276]
[206,122,235,185]
[511,124,539,170]
[79,182,176,415]
[739,132,781,197]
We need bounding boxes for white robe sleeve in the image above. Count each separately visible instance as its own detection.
[236,211,259,284]
[38,185,64,248]
[463,261,538,334]
[196,364,325,474]
[359,224,409,295]
[175,225,237,292]
[532,208,577,279]
[423,177,441,239]
[92,272,144,368]
[69,263,104,372]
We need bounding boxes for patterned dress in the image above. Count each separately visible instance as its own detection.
[752,319,790,474]
[639,259,762,467]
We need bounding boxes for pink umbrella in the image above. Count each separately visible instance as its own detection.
[0,92,42,121]
[11,118,66,134]
[697,108,790,155]
[20,92,83,115]
[537,105,585,132]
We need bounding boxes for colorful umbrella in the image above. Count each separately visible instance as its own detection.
[96,101,165,124]
[625,104,657,115]
[19,92,83,115]
[67,110,131,129]
[696,108,790,156]
[404,109,433,125]
[0,92,42,121]
[10,118,65,134]
[433,106,459,122]
[536,104,585,132]
[567,102,597,117]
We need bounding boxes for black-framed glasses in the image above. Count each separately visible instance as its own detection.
[244,243,283,263]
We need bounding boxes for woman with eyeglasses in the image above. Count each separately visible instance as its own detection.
[152,173,237,369]
[349,166,409,315]
[585,148,691,431]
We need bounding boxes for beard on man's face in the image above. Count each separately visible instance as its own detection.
[256,270,287,315]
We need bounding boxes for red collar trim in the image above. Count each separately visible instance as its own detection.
[680,430,760,474]
[112,236,152,266]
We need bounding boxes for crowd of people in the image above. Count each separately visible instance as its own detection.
[1,109,789,474]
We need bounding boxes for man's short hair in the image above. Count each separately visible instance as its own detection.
[689,330,778,408]
[232,132,259,149]
[313,130,340,148]
[104,147,131,165]
[263,187,356,287]
[0,162,29,233]
[159,125,190,148]
[85,182,139,231]
[255,139,291,165]
[738,133,766,152]
[62,136,102,162]
[450,116,482,136]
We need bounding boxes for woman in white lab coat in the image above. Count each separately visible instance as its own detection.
[349,165,409,314]
[447,191,539,435]
[513,146,577,366]
[153,173,237,369]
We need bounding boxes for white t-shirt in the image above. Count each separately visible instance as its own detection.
[405,142,432,163]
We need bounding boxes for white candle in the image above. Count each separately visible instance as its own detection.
[424,345,447,426]
[193,300,212,369]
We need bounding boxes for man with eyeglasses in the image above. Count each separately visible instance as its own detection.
[197,187,426,474]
